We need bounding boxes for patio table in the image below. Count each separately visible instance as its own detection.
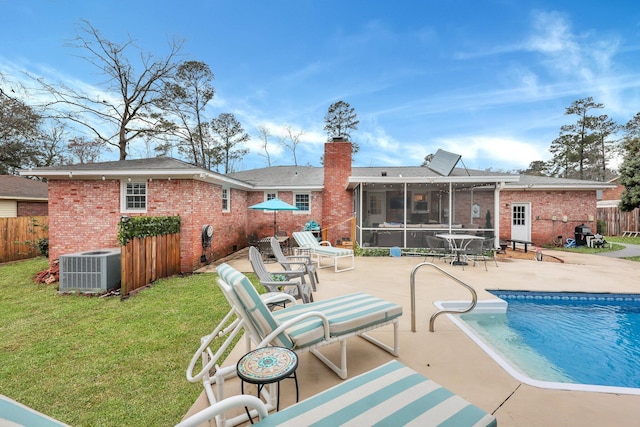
[436,233,484,266]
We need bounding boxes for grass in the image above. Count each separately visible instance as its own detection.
[0,258,257,426]
[549,235,640,261]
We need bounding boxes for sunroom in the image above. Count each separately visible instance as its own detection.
[348,162,519,249]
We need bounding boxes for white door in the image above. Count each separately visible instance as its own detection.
[511,203,531,242]
[367,192,386,226]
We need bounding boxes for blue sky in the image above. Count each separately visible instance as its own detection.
[2,0,639,172]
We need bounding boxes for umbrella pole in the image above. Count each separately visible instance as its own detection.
[273,211,277,236]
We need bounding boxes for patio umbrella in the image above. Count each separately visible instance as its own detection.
[249,198,298,235]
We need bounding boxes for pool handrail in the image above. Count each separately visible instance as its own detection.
[409,261,478,332]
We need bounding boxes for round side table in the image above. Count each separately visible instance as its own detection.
[236,346,299,420]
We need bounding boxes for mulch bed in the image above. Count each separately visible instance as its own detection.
[496,248,563,263]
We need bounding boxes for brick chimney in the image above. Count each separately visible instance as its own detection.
[322,137,353,244]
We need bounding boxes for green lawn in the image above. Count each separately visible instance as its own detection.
[549,235,640,261]
[0,258,251,426]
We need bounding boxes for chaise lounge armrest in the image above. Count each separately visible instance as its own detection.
[257,310,331,347]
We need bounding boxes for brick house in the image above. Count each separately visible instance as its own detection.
[20,140,613,272]
[0,175,48,217]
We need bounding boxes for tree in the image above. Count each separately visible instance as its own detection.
[67,136,102,164]
[420,153,435,167]
[36,20,184,160]
[209,113,249,173]
[557,97,604,179]
[548,133,580,178]
[619,113,640,211]
[521,160,550,176]
[323,100,360,154]
[256,125,273,167]
[158,61,215,167]
[0,87,42,174]
[591,114,619,181]
[281,125,303,166]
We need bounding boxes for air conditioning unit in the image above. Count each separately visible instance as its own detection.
[59,248,121,293]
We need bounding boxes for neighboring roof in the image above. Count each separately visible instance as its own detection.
[19,157,253,190]
[0,175,48,200]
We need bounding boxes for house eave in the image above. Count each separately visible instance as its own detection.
[505,183,616,190]
[346,175,519,189]
[0,196,48,202]
[19,168,253,190]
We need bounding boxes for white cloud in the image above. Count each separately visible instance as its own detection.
[436,135,544,170]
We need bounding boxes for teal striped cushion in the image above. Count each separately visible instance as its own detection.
[216,263,293,348]
[254,360,497,427]
[273,293,402,348]
[314,246,353,256]
[293,231,354,256]
[292,231,319,248]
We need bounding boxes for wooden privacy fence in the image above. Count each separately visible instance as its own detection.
[597,206,639,236]
[0,216,48,263]
[120,233,180,297]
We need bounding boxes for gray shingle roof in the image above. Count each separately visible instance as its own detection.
[0,175,48,199]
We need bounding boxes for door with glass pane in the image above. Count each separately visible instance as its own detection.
[511,203,531,242]
[367,192,386,226]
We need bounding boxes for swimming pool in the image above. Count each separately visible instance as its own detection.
[444,290,640,395]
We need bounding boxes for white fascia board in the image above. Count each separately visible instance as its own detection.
[250,185,324,192]
[0,196,48,201]
[20,168,253,190]
[505,183,616,190]
[348,175,519,186]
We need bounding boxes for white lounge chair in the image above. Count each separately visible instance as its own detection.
[185,263,402,427]
[292,231,355,272]
[176,360,497,427]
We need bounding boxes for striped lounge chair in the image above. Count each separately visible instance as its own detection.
[176,360,497,427]
[217,263,401,380]
[292,231,355,272]
[185,263,402,427]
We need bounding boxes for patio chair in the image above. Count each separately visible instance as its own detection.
[291,231,355,272]
[248,246,313,303]
[270,236,319,291]
[425,235,450,262]
[464,239,487,271]
[177,360,497,427]
[482,237,499,267]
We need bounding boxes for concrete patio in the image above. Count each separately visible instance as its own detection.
[186,248,640,426]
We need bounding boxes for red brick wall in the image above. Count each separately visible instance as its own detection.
[246,191,322,238]
[17,201,48,216]
[322,139,353,244]
[602,182,624,201]
[48,178,249,273]
[499,189,598,246]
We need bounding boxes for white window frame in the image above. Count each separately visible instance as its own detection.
[293,192,311,213]
[222,187,230,212]
[120,180,147,213]
[265,191,278,201]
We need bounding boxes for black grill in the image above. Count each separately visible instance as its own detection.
[574,224,593,246]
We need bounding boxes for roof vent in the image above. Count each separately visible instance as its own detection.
[381,171,387,177]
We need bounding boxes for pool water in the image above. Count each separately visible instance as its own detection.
[458,291,640,392]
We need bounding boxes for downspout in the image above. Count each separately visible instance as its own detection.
[448,182,453,233]
[494,182,503,248]
[357,183,363,246]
